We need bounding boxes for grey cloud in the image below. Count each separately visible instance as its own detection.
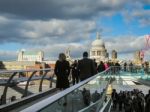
[105,35,145,53]
[132,10,150,26]
[0,0,125,20]
[139,18,150,26]
[0,17,96,44]
[25,42,89,60]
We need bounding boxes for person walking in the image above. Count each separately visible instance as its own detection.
[77,51,96,81]
[97,61,105,73]
[54,53,70,90]
[111,89,118,110]
[71,60,79,85]
[129,62,133,73]
[124,62,127,71]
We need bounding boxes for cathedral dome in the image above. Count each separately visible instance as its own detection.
[91,32,104,47]
[90,32,108,62]
[92,39,104,47]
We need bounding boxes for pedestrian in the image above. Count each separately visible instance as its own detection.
[77,51,96,81]
[71,60,79,85]
[82,88,91,106]
[129,62,133,73]
[104,61,109,70]
[111,89,118,110]
[54,53,70,90]
[118,91,123,111]
[124,62,127,71]
[97,61,105,73]
[115,61,121,74]
[93,59,97,72]
[92,90,101,103]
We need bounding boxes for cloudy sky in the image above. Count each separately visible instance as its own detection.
[0,0,149,61]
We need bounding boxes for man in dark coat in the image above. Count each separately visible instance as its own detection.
[54,53,70,90]
[77,51,97,81]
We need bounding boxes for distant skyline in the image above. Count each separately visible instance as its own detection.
[0,0,149,61]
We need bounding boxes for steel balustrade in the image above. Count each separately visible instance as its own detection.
[0,69,52,104]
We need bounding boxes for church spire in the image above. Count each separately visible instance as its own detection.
[96,32,100,39]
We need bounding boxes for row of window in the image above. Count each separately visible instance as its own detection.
[91,51,105,56]
[22,56,42,61]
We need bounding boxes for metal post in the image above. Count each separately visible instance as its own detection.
[50,73,55,88]
[22,71,37,97]
[1,72,18,104]
[39,71,49,92]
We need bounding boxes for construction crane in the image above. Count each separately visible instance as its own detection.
[140,34,150,62]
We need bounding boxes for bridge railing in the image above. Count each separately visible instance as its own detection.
[21,68,112,112]
[106,65,150,75]
[0,68,54,105]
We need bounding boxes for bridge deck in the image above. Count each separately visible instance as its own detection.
[1,68,150,112]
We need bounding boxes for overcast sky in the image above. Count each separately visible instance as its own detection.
[0,0,149,61]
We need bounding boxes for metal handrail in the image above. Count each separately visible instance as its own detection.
[99,98,111,112]
[21,68,111,112]
[0,68,51,74]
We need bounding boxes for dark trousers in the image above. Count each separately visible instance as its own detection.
[113,100,117,109]
[119,102,123,111]
[72,74,79,85]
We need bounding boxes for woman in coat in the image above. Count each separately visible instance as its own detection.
[54,53,70,90]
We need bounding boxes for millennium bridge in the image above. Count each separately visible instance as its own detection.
[0,66,150,112]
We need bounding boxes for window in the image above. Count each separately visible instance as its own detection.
[97,51,101,56]
[92,51,95,56]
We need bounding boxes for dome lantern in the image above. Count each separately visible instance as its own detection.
[96,32,100,39]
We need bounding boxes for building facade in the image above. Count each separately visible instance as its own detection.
[1,61,45,70]
[0,61,46,77]
[90,32,109,63]
[18,50,44,62]
[134,51,142,65]
[112,50,117,60]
